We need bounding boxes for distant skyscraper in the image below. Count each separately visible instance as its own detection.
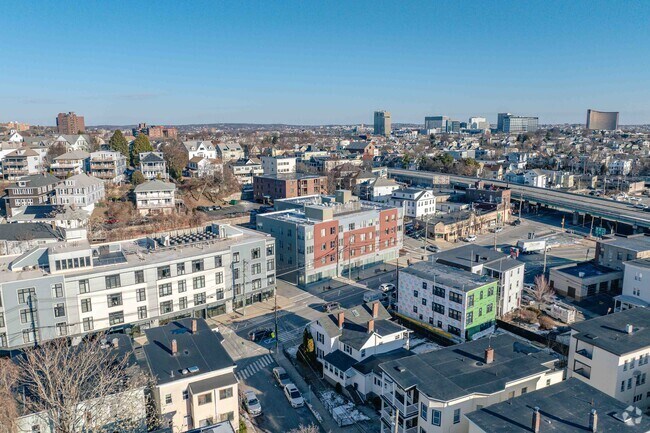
[56,112,85,134]
[374,111,391,136]
[586,109,619,130]
[498,113,538,133]
[469,117,489,130]
[424,116,449,131]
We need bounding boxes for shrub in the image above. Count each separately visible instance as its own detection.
[519,309,538,324]
[538,315,555,330]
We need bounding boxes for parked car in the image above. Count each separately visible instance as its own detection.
[465,235,477,242]
[512,219,521,226]
[283,384,305,408]
[425,244,439,253]
[322,301,340,312]
[493,226,503,233]
[273,367,292,387]
[248,328,273,341]
[379,283,396,292]
[242,390,262,416]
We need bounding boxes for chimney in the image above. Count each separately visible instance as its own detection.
[338,312,345,329]
[112,337,119,349]
[367,319,375,334]
[171,339,178,356]
[589,409,598,432]
[532,407,541,433]
[485,346,494,364]
[191,319,198,334]
[626,324,634,334]
[372,301,379,318]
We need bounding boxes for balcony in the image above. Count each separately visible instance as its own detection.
[381,393,418,418]
[576,348,593,360]
[574,367,591,379]
[380,415,417,433]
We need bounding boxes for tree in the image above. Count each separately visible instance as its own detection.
[45,142,68,165]
[130,134,153,166]
[286,424,319,433]
[161,142,188,180]
[109,130,129,157]
[16,337,154,433]
[131,170,146,187]
[0,359,19,433]
[532,274,555,304]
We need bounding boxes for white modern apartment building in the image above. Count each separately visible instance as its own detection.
[53,172,105,213]
[216,142,244,162]
[608,158,633,176]
[389,188,437,218]
[50,150,90,179]
[261,155,296,175]
[379,334,563,433]
[0,224,276,351]
[615,259,650,311]
[144,318,238,431]
[568,308,650,410]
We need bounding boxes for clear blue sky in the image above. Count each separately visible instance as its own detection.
[2,0,649,126]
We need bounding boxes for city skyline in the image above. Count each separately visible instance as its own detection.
[2,0,649,125]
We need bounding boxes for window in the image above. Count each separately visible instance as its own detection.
[433,303,445,314]
[449,308,462,321]
[177,280,187,293]
[54,303,65,317]
[433,286,445,298]
[449,291,462,303]
[479,291,484,300]
[219,412,234,422]
[624,360,629,371]
[138,306,147,319]
[413,306,418,314]
[215,255,223,267]
[628,378,633,390]
[215,272,223,284]
[486,303,493,313]
[160,301,173,314]
[137,288,146,302]
[193,276,205,290]
[466,311,473,325]
[521,387,528,394]
[448,325,461,336]
[179,297,188,310]
[267,245,274,256]
[18,288,35,304]
[81,298,92,313]
[414,290,419,298]
[432,409,441,426]
[20,309,33,324]
[107,293,123,307]
[233,252,240,263]
[219,387,233,400]
[344,344,352,355]
[83,317,94,331]
[621,381,626,392]
[422,298,427,306]
[159,283,172,297]
[183,390,189,400]
[233,268,240,280]
[51,284,63,298]
[157,266,171,280]
[453,408,461,424]
[23,330,34,344]
[109,311,124,325]
[252,248,261,259]
[422,282,428,290]
[0,313,4,328]
[177,263,186,275]
[467,294,474,307]
[135,270,145,284]
[56,322,67,336]
[198,393,213,405]
[192,259,204,272]
[420,403,428,421]
[165,394,172,404]
[267,259,275,271]
[105,275,121,289]
[252,263,261,275]
[79,279,90,294]
[194,292,206,305]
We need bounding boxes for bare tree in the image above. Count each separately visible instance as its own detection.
[532,274,555,304]
[286,423,319,433]
[0,358,19,433]
[17,336,156,433]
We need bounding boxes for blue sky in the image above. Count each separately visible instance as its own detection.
[1,0,649,125]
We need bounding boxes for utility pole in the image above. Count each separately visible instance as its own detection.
[393,408,400,433]
[274,288,279,353]
[518,192,523,220]
[493,226,497,251]
[28,293,38,348]
[543,248,548,274]
[242,259,247,316]
[589,215,594,238]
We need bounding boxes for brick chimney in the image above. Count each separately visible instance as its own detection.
[367,319,375,334]
[338,312,345,329]
[191,319,197,333]
[171,339,178,356]
[532,407,541,433]
[589,409,598,432]
[485,346,494,364]
[372,301,379,318]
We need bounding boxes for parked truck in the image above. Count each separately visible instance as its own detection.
[516,239,547,254]
[546,302,577,324]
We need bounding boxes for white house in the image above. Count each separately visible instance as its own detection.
[183,140,217,160]
[90,150,127,183]
[187,157,223,178]
[215,142,244,162]
[8,131,23,142]
[134,179,176,215]
[608,158,633,176]
[50,150,90,178]
[389,187,437,218]
[567,308,650,410]
[53,172,105,213]
[615,259,650,311]
[367,178,400,203]
[2,148,41,180]
[139,152,168,180]
[310,301,409,396]
[261,156,296,175]
[523,169,547,188]
[53,134,92,151]
[230,158,263,185]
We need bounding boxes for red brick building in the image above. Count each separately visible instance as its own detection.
[56,112,85,134]
[253,173,327,202]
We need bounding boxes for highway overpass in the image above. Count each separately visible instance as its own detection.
[388,168,650,230]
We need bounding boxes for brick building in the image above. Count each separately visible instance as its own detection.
[253,172,327,202]
[56,112,85,134]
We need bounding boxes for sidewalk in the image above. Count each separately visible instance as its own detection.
[211,294,294,328]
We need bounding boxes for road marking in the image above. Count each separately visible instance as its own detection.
[236,355,274,382]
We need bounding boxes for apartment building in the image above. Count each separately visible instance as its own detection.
[139,152,168,180]
[134,179,176,215]
[56,112,85,134]
[615,258,650,311]
[379,334,563,433]
[230,158,263,185]
[53,172,105,212]
[389,188,437,218]
[187,157,222,178]
[253,172,327,202]
[3,173,59,217]
[256,190,402,286]
[2,148,41,180]
[90,150,127,183]
[0,224,276,351]
[359,177,400,203]
[568,308,650,410]
[144,318,238,431]
[374,111,391,137]
[215,142,244,162]
[397,261,498,341]
[595,234,650,271]
[466,378,650,433]
[50,150,90,178]
[310,301,409,396]
[261,155,296,175]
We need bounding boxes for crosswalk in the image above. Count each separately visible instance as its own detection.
[235,354,275,381]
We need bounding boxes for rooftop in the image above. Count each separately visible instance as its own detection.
[0,222,61,242]
[599,234,650,253]
[552,261,621,279]
[143,318,235,385]
[380,334,557,401]
[571,308,650,356]
[134,179,176,192]
[466,378,650,433]
[625,258,650,269]
[401,261,497,293]
[255,172,325,181]
[434,244,522,272]
[7,173,59,189]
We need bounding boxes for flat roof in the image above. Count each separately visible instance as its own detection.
[552,261,621,278]
[571,308,650,356]
[255,172,325,181]
[466,377,650,433]
[434,244,522,272]
[401,261,496,293]
[379,334,556,402]
[599,234,650,253]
